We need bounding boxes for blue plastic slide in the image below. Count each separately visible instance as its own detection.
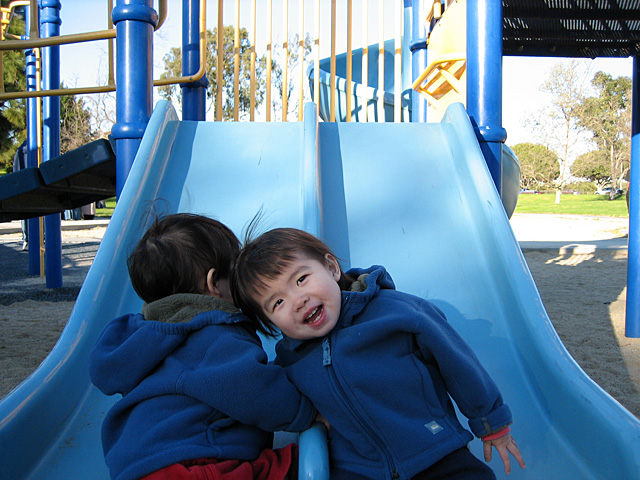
[1,101,639,479]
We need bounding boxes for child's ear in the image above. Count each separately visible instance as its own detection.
[204,268,221,297]
[324,254,341,281]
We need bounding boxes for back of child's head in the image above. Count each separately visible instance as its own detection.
[128,213,240,304]
[232,227,352,335]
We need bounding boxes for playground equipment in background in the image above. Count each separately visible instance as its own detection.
[412,0,467,121]
[2,99,640,479]
[1,0,640,478]
[0,138,116,222]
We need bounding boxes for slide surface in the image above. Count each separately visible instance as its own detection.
[1,101,639,479]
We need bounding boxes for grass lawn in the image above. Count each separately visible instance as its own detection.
[96,194,628,219]
[514,193,629,217]
[95,197,116,218]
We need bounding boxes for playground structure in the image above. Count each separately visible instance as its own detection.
[0,1,640,479]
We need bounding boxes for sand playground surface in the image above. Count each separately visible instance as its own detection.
[0,214,639,420]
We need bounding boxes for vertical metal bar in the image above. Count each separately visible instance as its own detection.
[233,0,240,121]
[29,0,39,38]
[626,54,640,338]
[216,0,224,121]
[182,0,206,121]
[330,0,336,122]
[402,0,412,122]
[40,0,62,288]
[314,0,319,106]
[282,0,289,121]
[25,42,40,275]
[250,0,256,120]
[108,0,115,86]
[346,0,352,122]
[466,0,505,194]
[362,0,368,122]
[112,0,157,193]
[410,0,427,122]
[394,0,402,122]
[378,0,384,122]
[266,0,272,121]
[35,47,44,276]
[298,0,304,122]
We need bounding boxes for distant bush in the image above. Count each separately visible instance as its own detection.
[566,181,597,194]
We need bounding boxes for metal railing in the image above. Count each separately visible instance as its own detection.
[0,0,209,100]
[0,0,410,122]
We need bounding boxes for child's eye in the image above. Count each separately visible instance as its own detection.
[296,275,307,286]
[273,299,283,311]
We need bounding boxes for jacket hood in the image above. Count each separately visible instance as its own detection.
[89,294,244,396]
[340,265,396,323]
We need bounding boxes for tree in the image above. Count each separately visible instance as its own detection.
[512,142,559,190]
[271,33,312,121]
[60,89,93,154]
[575,72,631,199]
[0,1,27,171]
[159,26,268,121]
[571,149,611,188]
[527,60,591,203]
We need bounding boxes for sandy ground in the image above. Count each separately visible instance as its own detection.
[0,214,639,421]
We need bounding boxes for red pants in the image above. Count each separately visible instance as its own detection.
[140,444,298,480]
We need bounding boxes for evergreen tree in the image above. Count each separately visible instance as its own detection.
[0,1,27,171]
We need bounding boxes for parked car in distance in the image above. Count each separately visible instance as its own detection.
[520,189,539,194]
[595,187,623,196]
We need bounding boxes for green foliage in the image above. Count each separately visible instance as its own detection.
[565,180,597,195]
[512,142,559,189]
[60,88,93,154]
[575,72,631,198]
[515,192,628,216]
[0,2,27,170]
[571,149,610,186]
[159,26,268,120]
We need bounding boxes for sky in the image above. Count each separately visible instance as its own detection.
[41,0,635,147]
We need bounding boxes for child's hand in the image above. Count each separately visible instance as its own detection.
[483,432,525,475]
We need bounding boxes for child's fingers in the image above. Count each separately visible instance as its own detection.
[483,440,492,462]
[508,440,526,469]
[497,446,512,474]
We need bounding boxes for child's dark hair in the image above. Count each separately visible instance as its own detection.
[128,213,240,304]
[232,227,353,336]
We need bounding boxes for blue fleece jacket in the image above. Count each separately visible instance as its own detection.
[89,294,315,480]
[275,266,512,480]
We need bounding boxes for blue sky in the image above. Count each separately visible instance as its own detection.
[53,0,634,145]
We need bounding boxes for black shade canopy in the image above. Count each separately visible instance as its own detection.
[502,0,640,58]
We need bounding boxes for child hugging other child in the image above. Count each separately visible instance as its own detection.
[232,228,526,480]
[89,214,317,480]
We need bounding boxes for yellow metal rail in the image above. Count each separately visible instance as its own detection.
[1,0,409,123]
[412,0,467,120]
[0,0,208,101]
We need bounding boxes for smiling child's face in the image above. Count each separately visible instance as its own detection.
[255,253,343,340]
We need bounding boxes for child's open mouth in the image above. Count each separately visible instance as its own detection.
[303,305,324,325]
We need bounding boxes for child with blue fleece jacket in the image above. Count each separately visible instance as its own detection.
[89,215,316,480]
[232,228,526,480]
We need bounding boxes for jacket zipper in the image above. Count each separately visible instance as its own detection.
[322,337,400,479]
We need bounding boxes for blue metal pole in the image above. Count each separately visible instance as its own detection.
[39,0,62,288]
[111,0,157,196]
[626,55,640,338]
[409,0,427,122]
[466,0,506,196]
[181,0,207,120]
[25,45,40,275]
